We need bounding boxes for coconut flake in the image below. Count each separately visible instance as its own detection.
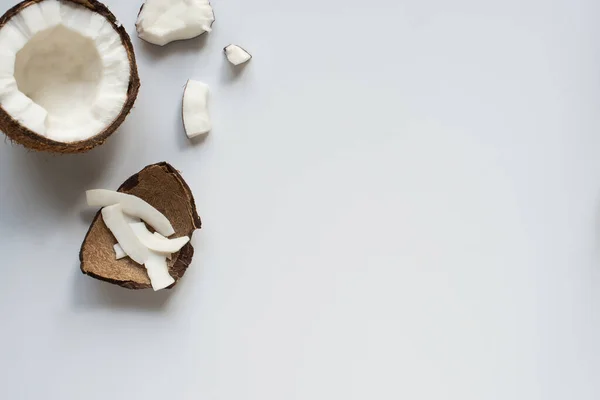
[101,204,148,265]
[182,80,211,139]
[113,243,127,259]
[153,233,174,259]
[224,44,252,66]
[130,222,190,253]
[145,250,175,291]
[114,233,174,261]
[136,0,215,46]
[87,189,175,237]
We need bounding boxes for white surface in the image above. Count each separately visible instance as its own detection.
[0,0,599,399]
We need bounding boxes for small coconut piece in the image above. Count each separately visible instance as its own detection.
[114,243,127,259]
[0,0,140,153]
[130,222,190,253]
[145,250,175,291]
[136,0,215,46]
[153,232,173,260]
[182,80,211,139]
[86,189,175,236]
[224,44,252,66]
[80,162,201,290]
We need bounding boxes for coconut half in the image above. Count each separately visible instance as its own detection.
[0,0,140,153]
[80,162,201,290]
[136,0,215,46]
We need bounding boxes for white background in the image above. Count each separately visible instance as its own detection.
[0,0,599,398]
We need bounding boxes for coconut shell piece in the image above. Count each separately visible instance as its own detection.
[80,162,201,290]
[0,0,140,153]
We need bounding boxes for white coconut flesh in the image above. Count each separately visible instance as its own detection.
[224,45,251,66]
[182,80,211,139]
[86,189,175,237]
[145,250,175,291]
[136,0,214,46]
[113,243,127,260]
[130,222,190,253]
[101,204,149,265]
[0,0,131,142]
[114,240,172,261]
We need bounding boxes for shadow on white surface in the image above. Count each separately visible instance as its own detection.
[80,209,99,224]
[220,59,249,83]
[5,133,120,216]
[137,33,210,61]
[71,267,174,311]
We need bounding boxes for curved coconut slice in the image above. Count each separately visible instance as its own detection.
[145,250,175,291]
[101,204,148,265]
[0,0,140,153]
[114,241,172,261]
[86,189,175,236]
[80,162,201,290]
[130,222,190,253]
[182,80,211,139]
[136,0,215,46]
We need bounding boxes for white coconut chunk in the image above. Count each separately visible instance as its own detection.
[101,204,148,265]
[0,53,15,78]
[14,3,48,37]
[113,243,127,260]
[136,0,215,46]
[130,222,190,253]
[0,0,132,143]
[145,250,175,291]
[87,189,176,237]
[224,44,252,66]
[182,80,211,139]
[19,102,47,133]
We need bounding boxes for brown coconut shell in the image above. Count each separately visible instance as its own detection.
[80,162,202,290]
[0,0,140,153]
